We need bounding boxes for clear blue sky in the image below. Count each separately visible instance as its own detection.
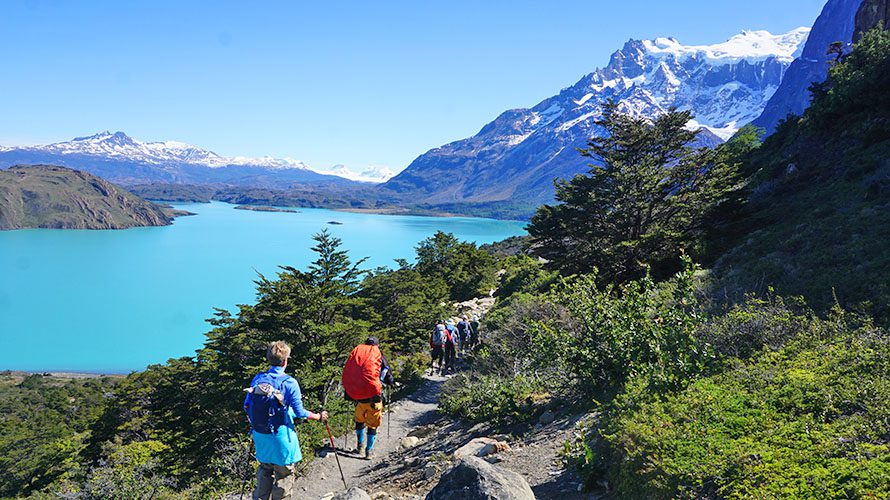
[1,0,827,172]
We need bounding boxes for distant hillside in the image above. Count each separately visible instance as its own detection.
[711,20,890,318]
[381,29,808,208]
[0,165,184,230]
[752,0,860,134]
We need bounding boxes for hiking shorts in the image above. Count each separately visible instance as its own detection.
[354,401,383,429]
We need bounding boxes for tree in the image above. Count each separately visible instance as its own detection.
[415,231,497,300]
[360,263,450,353]
[528,101,740,282]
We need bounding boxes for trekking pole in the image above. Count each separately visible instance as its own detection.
[386,385,391,440]
[323,419,348,490]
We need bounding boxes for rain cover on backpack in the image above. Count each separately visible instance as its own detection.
[342,344,382,401]
[245,372,289,434]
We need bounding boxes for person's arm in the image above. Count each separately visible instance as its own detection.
[283,378,328,421]
[380,354,394,385]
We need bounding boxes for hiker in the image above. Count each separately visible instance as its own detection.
[456,315,471,356]
[244,341,328,500]
[429,323,446,375]
[341,337,394,460]
[470,315,481,349]
[444,319,458,371]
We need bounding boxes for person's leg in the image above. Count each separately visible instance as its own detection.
[364,402,383,459]
[269,463,296,500]
[252,463,273,500]
[354,403,366,453]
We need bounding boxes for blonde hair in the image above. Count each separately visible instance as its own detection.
[266,340,291,366]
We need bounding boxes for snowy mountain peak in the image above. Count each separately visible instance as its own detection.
[314,164,396,183]
[384,28,810,205]
[643,28,810,65]
[16,132,314,171]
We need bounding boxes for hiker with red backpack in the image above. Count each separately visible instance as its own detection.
[444,319,459,372]
[341,337,394,460]
[429,322,447,375]
[244,341,328,500]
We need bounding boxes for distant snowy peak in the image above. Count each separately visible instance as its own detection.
[316,164,397,183]
[26,131,312,170]
[527,27,810,141]
[642,28,810,65]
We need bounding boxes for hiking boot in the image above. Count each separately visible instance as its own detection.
[365,448,375,460]
[349,445,365,455]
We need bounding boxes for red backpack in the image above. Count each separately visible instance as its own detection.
[342,344,382,401]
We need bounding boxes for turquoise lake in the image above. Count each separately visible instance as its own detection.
[0,202,526,373]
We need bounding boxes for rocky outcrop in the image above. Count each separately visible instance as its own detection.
[426,457,535,500]
[752,0,861,133]
[0,165,179,230]
[331,487,373,500]
[855,0,890,40]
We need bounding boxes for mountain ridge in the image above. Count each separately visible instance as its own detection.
[0,132,394,187]
[382,28,809,207]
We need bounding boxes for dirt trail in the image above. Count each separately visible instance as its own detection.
[292,374,445,499]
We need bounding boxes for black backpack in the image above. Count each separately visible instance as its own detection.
[246,372,290,434]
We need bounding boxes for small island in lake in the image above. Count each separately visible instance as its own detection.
[0,165,193,230]
[233,205,300,213]
[327,220,344,225]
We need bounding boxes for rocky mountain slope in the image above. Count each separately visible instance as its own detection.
[752,0,861,134]
[0,165,184,230]
[0,132,370,189]
[382,29,809,207]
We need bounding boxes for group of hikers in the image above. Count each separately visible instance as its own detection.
[428,314,480,375]
[243,315,481,499]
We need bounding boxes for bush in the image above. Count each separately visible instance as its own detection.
[602,306,890,499]
[439,373,543,424]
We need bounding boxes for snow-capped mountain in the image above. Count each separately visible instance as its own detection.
[12,131,313,170]
[0,131,362,188]
[315,164,397,183]
[383,28,810,206]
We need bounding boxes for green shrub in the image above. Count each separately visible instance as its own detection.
[602,308,890,499]
[439,373,542,424]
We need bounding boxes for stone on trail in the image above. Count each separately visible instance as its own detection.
[538,410,556,425]
[426,457,535,500]
[407,424,437,438]
[454,437,509,459]
[332,487,372,500]
[400,436,420,449]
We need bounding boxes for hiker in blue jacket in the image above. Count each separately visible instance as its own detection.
[244,340,328,500]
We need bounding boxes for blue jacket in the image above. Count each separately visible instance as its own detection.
[244,366,311,466]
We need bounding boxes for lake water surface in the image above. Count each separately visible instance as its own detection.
[0,202,525,372]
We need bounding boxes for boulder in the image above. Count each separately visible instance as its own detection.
[333,487,372,500]
[424,464,440,480]
[538,410,556,425]
[408,424,437,438]
[400,436,420,449]
[426,457,535,500]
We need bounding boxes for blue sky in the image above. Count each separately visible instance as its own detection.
[1,0,827,172]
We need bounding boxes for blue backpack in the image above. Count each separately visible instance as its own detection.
[246,372,291,434]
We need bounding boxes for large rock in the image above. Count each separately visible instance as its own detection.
[855,0,890,40]
[426,457,535,500]
[332,487,372,500]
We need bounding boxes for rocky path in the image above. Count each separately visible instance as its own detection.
[292,375,446,499]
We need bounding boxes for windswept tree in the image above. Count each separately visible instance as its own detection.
[415,231,497,301]
[528,101,741,282]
